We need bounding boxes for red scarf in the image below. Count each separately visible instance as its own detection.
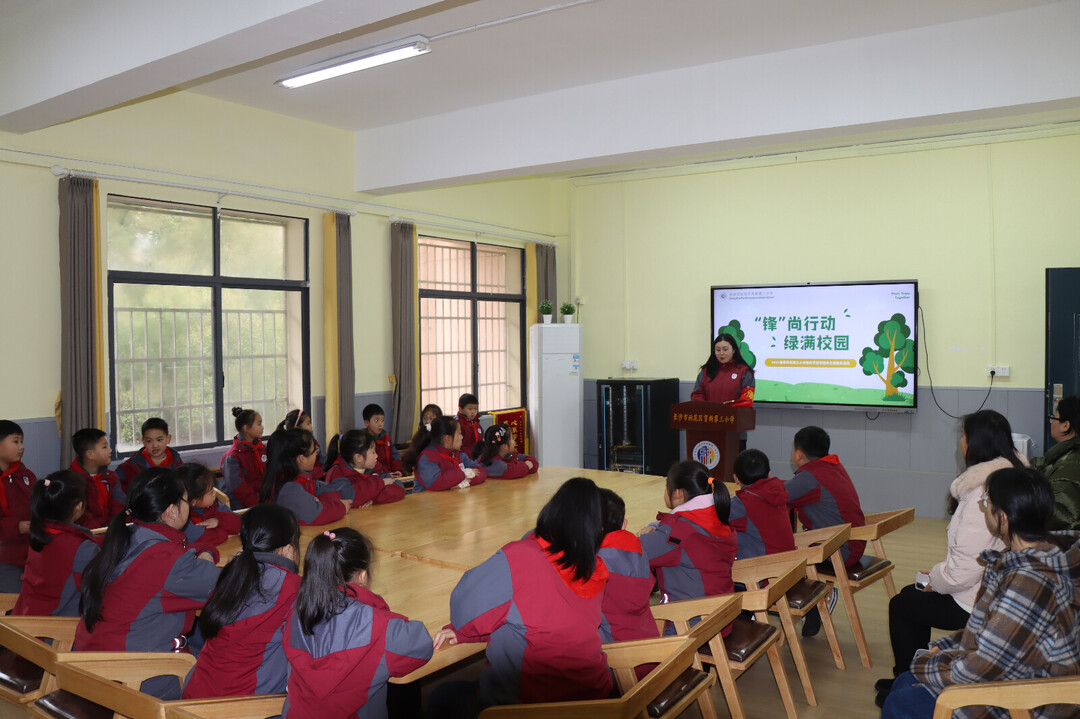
[141,448,175,468]
[295,474,316,496]
[69,460,109,515]
[534,535,608,598]
[0,461,24,515]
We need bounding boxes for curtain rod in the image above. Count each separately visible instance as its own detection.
[389,216,558,246]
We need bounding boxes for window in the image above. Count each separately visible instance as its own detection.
[418,237,525,414]
[106,196,309,452]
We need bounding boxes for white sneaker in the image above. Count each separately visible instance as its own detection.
[825,586,838,613]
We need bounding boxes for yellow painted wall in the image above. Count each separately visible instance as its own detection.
[570,131,1080,388]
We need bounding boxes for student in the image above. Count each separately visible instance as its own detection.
[419,403,442,431]
[413,417,487,492]
[639,459,737,603]
[183,504,302,699]
[456,393,483,458]
[278,409,326,479]
[323,429,406,506]
[729,448,795,559]
[76,469,221,699]
[12,470,100,617]
[432,477,612,714]
[116,417,184,494]
[597,488,658,643]
[472,424,538,479]
[69,427,124,529]
[0,420,36,592]
[363,403,404,477]
[402,404,443,474]
[176,463,241,537]
[283,527,433,719]
[261,429,353,526]
[221,406,267,508]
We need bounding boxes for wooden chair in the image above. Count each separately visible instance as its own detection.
[931,676,1080,719]
[0,593,19,613]
[213,488,232,509]
[166,695,286,719]
[652,589,798,719]
[0,616,79,705]
[814,509,914,667]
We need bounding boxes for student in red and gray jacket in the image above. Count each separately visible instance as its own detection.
[362,404,405,477]
[597,488,658,644]
[283,527,433,719]
[13,470,101,617]
[323,430,406,507]
[116,417,184,494]
[277,409,326,479]
[176,463,240,539]
[183,504,302,699]
[69,428,125,529]
[220,407,267,508]
[431,477,612,716]
[456,393,484,459]
[261,429,353,526]
[414,417,487,493]
[0,420,36,592]
[729,449,796,559]
[472,424,538,480]
[75,469,221,699]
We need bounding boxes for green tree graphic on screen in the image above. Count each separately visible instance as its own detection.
[858,313,914,400]
[718,320,756,368]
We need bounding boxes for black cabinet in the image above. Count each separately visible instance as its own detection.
[597,378,680,475]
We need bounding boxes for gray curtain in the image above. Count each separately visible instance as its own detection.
[536,243,557,307]
[58,176,97,467]
[335,213,356,432]
[390,222,418,444]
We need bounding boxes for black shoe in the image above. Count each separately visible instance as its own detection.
[801,607,822,637]
[874,678,894,694]
[875,690,889,709]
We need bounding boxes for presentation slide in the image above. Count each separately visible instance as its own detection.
[711,281,917,410]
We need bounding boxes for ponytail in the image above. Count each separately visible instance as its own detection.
[475,424,512,465]
[666,460,730,524]
[277,408,304,433]
[29,470,87,551]
[323,429,372,473]
[296,527,373,635]
[261,429,313,504]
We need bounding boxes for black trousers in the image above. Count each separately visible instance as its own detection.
[888,583,970,677]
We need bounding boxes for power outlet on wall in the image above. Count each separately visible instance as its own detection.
[988,365,1010,377]
[621,360,638,370]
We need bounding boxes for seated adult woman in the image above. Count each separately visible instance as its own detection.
[1031,395,1080,530]
[690,333,754,406]
[877,410,1028,705]
[880,466,1080,719]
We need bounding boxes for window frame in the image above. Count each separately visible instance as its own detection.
[106,194,311,456]
[417,236,528,413]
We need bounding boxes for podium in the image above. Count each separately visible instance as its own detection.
[670,402,756,482]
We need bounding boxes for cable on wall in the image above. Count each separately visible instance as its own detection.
[918,304,994,420]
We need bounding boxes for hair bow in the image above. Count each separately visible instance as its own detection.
[43,478,51,487]
[707,476,715,485]
[323,531,336,540]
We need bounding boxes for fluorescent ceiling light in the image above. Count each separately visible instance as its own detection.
[278,35,430,89]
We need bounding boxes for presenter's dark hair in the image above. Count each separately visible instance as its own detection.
[362,404,385,421]
[29,470,87,551]
[666,460,730,524]
[701,333,748,379]
[296,527,373,635]
[793,426,831,460]
[277,408,310,433]
[323,429,375,473]
[962,410,1022,469]
[599,488,626,535]
[72,428,107,458]
[458,393,479,409]
[733,449,770,484]
[81,467,185,631]
[261,429,314,504]
[175,463,215,503]
[200,503,300,639]
[140,417,169,436]
[985,466,1053,544]
[1054,396,1080,436]
[535,477,605,582]
[473,424,513,463]
[232,406,259,434]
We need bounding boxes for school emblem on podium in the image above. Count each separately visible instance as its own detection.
[692,441,720,469]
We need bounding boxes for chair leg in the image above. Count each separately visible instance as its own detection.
[874,539,898,598]
[775,601,816,706]
[836,579,872,668]
[765,639,799,719]
[816,594,846,671]
[692,653,721,719]
[709,640,747,719]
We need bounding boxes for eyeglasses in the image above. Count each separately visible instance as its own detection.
[1048,415,1062,422]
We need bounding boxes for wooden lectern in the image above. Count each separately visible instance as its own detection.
[670,402,756,482]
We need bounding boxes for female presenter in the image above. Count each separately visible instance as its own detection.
[690,333,755,406]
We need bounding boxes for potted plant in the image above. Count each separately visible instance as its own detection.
[560,302,576,324]
[539,299,553,323]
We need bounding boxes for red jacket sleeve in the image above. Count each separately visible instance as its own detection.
[375,482,406,505]
[349,474,386,505]
[307,492,348,526]
[204,503,242,535]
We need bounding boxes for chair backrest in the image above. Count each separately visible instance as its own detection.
[165,695,287,719]
[0,593,19,614]
[51,653,197,719]
[649,592,743,637]
[0,616,79,701]
[931,675,1080,719]
[850,509,914,542]
[731,559,807,612]
[213,488,232,509]
[791,524,851,565]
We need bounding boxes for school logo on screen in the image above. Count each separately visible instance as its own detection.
[692,441,720,469]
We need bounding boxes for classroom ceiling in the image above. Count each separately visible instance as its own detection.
[2,0,1079,193]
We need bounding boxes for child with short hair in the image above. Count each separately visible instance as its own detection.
[176,463,241,537]
[69,427,124,529]
[597,488,657,643]
[413,417,487,492]
[472,424,538,479]
[283,527,433,718]
[456,393,483,458]
[12,470,100,616]
[322,430,405,506]
[0,419,36,592]
[221,407,267,508]
[362,404,404,478]
[730,448,795,559]
[117,417,184,493]
[261,429,353,526]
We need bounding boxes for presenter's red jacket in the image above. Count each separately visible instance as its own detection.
[116,447,184,494]
[598,529,659,643]
[456,412,483,457]
[640,494,737,603]
[69,461,124,530]
[690,363,755,406]
[445,536,612,710]
[271,473,352,526]
[282,583,433,719]
[183,553,301,699]
[0,461,35,567]
[482,452,539,480]
[220,435,267,508]
[12,520,101,617]
[729,476,796,559]
[323,458,406,506]
[785,455,866,566]
[414,445,487,492]
[188,500,241,537]
[370,430,405,476]
[73,520,221,653]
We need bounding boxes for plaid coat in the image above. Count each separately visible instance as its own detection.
[911,532,1080,719]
